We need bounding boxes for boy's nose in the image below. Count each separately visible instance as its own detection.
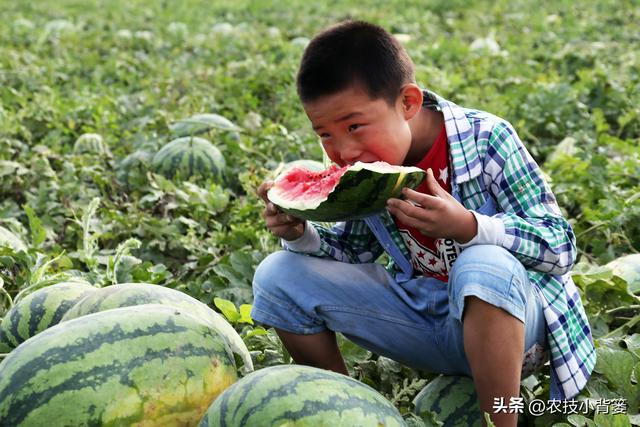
[338,141,362,165]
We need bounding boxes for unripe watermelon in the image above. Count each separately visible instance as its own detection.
[73,133,109,155]
[61,282,253,371]
[0,281,97,353]
[268,161,425,222]
[0,304,237,426]
[152,136,225,182]
[199,364,406,426]
[169,113,241,137]
[413,375,481,427]
[116,149,154,187]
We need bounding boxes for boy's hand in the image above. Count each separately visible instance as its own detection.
[257,181,306,241]
[386,168,478,243]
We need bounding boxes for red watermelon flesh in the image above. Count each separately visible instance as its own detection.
[273,165,348,204]
[267,161,426,222]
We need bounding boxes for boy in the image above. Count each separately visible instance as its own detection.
[253,20,595,426]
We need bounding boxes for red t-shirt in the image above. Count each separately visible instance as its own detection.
[393,123,459,282]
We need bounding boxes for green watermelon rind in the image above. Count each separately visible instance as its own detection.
[269,162,426,222]
[0,304,237,426]
[60,282,254,371]
[200,364,406,427]
[413,375,481,427]
[169,113,241,137]
[151,136,226,182]
[0,281,97,352]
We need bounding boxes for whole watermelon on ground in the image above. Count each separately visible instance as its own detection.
[73,133,109,156]
[61,282,253,371]
[169,113,241,137]
[152,136,225,182]
[0,304,237,426]
[199,364,406,427]
[0,281,96,353]
[267,161,425,222]
[413,375,481,427]
[116,148,154,188]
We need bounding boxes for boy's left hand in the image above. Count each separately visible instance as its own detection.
[386,168,478,243]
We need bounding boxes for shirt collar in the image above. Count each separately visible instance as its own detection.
[422,89,482,184]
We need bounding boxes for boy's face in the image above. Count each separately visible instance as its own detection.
[303,85,413,167]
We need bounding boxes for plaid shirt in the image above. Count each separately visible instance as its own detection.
[284,90,596,399]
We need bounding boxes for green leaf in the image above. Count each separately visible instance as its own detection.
[567,414,597,427]
[0,161,28,177]
[229,252,256,282]
[337,332,372,368]
[23,205,45,248]
[592,413,631,427]
[594,339,640,406]
[214,297,240,323]
[244,327,269,339]
[239,304,254,324]
[584,277,638,311]
[484,412,497,427]
[622,334,640,358]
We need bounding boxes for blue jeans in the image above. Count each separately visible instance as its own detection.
[251,245,548,377]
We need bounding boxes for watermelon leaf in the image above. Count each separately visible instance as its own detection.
[594,338,640,408]
[567,414,597,427]
[622,334,640,358]
[23,205,45,249]
[592,413,632,427]
[214,297,240,323]
[239,304,254,324]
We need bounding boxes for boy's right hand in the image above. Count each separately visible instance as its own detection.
[257,181,306,241]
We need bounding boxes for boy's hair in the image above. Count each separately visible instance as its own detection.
[296,20,415,105]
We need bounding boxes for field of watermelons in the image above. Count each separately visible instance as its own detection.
[0,0,639,425]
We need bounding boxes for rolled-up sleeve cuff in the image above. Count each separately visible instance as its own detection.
[281,222,321,252]
[457,211,506,248]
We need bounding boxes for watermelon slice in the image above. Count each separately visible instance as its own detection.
[267,161,425,222]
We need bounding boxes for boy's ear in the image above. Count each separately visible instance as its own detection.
[398,84,423,120]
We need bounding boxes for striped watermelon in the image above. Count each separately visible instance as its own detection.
[61,283,253,371]
[152,136,225,182]
[0,281,96,353]
[0,304,237,426]
[267,161,425,222]
[200,364,406,426]
[73,133,109,155]
[169,113,241,137]
[116,149,154,187]
[413,375,481,427]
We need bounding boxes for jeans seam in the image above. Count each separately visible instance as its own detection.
[455,285,526,323]
[319,305,434,331]
[250,305,326,335]
[252,282,323,326]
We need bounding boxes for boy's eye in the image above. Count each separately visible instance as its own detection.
[348,124,361,132]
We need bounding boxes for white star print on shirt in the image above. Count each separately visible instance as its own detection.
[438,167,448,184]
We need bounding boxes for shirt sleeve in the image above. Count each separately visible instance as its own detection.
[474,121,577,275]
[282,219,384,264]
